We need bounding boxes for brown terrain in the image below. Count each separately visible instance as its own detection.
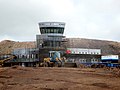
[0,38,120,90]
[0,67,120,90]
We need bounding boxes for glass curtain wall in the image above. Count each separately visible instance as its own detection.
[40,27,64,34]
[43,41,61,47]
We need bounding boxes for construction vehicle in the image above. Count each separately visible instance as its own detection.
[42,51,78,67]
[43,51,64,67]
[0,54,16,66]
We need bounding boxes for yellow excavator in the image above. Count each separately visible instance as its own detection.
[0,54,15,66]
[42,51,78,67]
[43,51,65,67]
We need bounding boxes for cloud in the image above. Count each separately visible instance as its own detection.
[0,0,120,42]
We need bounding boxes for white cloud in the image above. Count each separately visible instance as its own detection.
[0,0,120,42]
[0,35,16,41]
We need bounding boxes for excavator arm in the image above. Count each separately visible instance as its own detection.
[0,55,15,66]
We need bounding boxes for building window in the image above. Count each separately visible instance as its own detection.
[42,29,45,34]
[54,29,57,33]
[40,27,64,34]
[48,29,50,33]
[82,52,84,54]
[91,52,93,54]
[45,29,47,33]
[61,29,64,33]
[51,29,54,33]
[58,29,61,33]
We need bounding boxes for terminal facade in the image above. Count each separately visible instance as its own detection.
[66,48,101,64]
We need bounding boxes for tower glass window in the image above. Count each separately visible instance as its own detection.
[38,22,65,48]
[40,27,64,34]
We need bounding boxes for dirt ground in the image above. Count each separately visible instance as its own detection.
[0,67,120,90]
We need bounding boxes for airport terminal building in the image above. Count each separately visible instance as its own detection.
[4,22,103,67]
[1,21,119,68]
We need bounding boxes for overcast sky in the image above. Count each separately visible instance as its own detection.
[0,0,120,42]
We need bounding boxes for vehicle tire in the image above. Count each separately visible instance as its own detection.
[43,62,48,67]
[54,62,59,67]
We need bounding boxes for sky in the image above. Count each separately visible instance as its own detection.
[0,0,120,42]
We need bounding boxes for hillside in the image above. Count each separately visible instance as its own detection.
[66,38,120,55]
[0,40,36,54]
[0,38,120,55]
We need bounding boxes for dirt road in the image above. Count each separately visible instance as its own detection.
[0,67,120,90]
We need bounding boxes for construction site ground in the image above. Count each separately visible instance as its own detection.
[0,67,120,90]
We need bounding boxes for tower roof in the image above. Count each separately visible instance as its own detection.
[39,22,65,28]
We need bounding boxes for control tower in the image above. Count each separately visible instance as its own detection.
[36,22,66,61]
[36,22,66,49]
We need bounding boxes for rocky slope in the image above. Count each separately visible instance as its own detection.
[0,40,36,54]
